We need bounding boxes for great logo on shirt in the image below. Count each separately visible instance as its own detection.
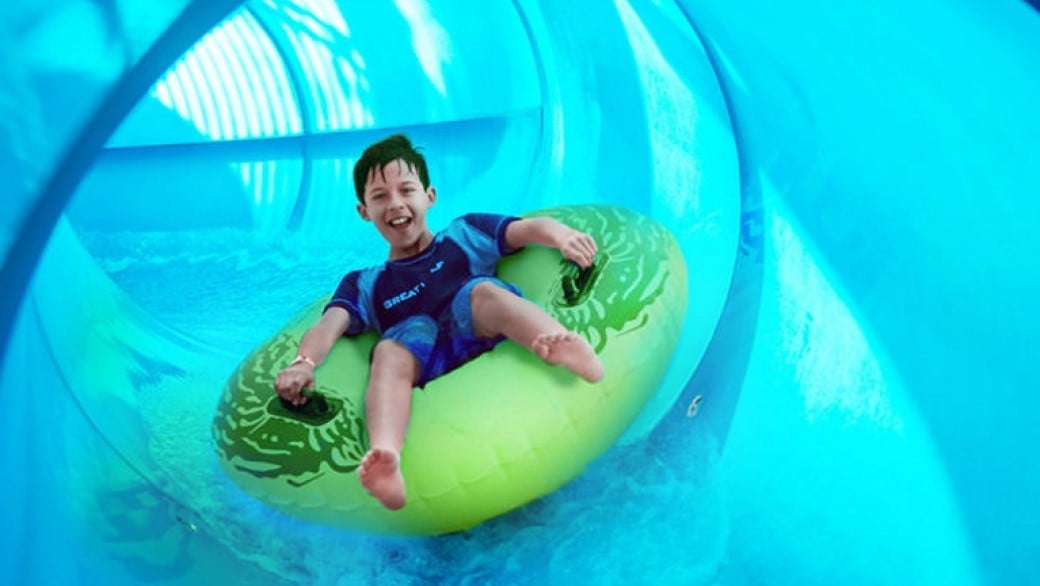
[383,281,427,310]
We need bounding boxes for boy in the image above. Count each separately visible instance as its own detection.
[274,134,604,511]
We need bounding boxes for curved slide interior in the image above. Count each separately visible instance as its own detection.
[1,1,1038,584]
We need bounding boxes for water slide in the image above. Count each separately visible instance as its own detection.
[1,1,1038,584]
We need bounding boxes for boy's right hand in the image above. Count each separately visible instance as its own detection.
[559,228,597,269]
[275,363,315,406]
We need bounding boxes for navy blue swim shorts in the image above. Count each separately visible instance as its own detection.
[380,277,522,387]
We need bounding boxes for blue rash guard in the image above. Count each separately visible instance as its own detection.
[325,213,522,386]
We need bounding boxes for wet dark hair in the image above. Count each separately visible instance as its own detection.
[353,133,430,203]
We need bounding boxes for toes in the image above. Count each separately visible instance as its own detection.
[533,343,551,361]
[531,335,552,359]
[359,449,393,477]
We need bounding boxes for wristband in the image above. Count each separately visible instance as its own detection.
[288,354,316,369]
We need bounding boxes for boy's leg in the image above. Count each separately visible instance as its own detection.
[468,280,604,382]
[358,339,420,511]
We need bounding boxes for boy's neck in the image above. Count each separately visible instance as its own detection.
[388,230,435,261]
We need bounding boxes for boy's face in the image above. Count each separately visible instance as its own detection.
[357,159,436,259]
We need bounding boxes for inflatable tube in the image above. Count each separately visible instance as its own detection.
[211,204,688,535]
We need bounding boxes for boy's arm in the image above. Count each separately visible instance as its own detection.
[297,306,351,365]
[274,307,351,406]
[504,217,598,268]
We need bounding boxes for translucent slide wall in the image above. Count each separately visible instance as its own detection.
[1,1,1037,584]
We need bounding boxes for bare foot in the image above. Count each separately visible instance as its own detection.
[358,448,406,510]
[531,332,604,382]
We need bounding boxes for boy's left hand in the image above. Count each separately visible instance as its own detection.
[559,229,597,268]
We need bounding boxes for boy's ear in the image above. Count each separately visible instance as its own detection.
[427,186,437,205]
[356,202,370,221]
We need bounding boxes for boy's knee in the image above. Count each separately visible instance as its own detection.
[469,280,508,308]
[468,280,518,339]
[371,340,420,383]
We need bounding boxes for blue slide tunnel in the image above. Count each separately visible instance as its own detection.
[1,1,1038,584]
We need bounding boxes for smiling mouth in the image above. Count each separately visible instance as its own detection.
[388,217,411,227]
